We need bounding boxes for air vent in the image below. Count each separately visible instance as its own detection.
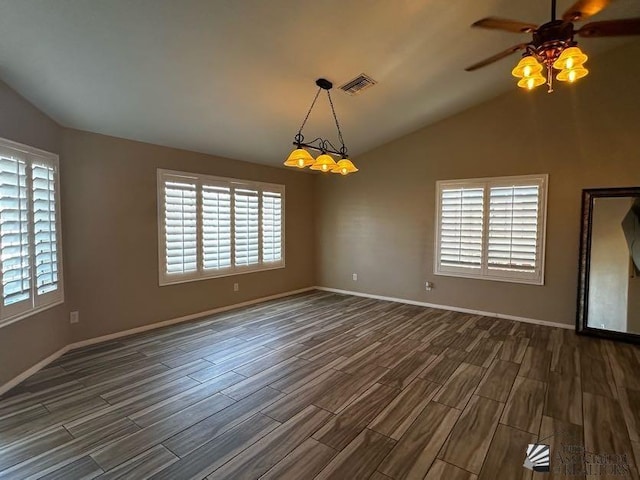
[339,74,377,96]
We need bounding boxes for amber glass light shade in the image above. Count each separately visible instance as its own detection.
[553,47,588,70]
[331,159,358,175]
[310,154,338,172]
[557,67,589,83]
[284,148,314,168]
[512,56,543,78]
[517,74,546,90]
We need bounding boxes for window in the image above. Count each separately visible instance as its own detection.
[157,169,284,285]
[435,174,548,285]
[0,138,63,325]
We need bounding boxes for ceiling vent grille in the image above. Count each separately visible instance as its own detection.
[339,74,377,96]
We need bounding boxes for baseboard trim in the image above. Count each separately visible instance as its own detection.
[0,345,70,397]
[0,287,315,397]
[314,286,574,330]
[68,287,316,350]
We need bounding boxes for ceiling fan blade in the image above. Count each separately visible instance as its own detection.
[563,0,611,22]
[472,17,538,33]
[578,18,640,37]
[465,44,529,72]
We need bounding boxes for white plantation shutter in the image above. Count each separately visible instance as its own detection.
[0,155,30,309]
[234,189,259,267]
[158,170,284,284]
[439,187,483,270]
[262,191,282,263]
[0,139,63,325]
[32,162,59,299]
[163,178,197,275]
[436,175,547,285]
[202,185,231,270]
[488,185,540,272]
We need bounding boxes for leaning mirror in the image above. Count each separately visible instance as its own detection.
[577,187,640,343]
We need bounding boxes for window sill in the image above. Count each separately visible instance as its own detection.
[0,299,65,329]
[434,270,544,286]
[159,263,286,287]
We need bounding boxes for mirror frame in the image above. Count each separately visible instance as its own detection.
[576,187,640,344]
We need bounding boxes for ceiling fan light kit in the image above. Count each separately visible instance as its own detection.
[467,0,640,93]
[512,56,546,90]
[283,78,358,175]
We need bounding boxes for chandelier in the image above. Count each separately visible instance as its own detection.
[284,78,358,176]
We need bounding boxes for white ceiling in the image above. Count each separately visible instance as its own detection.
[1,0,639,166]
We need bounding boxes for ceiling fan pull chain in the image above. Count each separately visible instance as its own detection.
[547,64,554,93]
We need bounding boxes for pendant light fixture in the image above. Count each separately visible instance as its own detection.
[284,78,358,175]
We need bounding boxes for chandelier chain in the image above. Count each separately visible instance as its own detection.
[297,87,322,135]
[326,90,346,152]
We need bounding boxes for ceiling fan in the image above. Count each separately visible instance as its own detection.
[466,0,640,92]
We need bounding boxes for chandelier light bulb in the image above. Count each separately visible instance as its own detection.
[310,153,338,172]
[284,148,314,168]
[331,159,358,175]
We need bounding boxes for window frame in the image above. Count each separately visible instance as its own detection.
[157,169,285,286]
[434,174,548,286]
[0,137,64,327]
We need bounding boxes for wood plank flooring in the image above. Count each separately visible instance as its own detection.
[1,290,640,479]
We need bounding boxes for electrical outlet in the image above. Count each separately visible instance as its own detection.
[425,281,433,291]
[70,311,79,324]
[352,273,358,281]
[234,283,239,292]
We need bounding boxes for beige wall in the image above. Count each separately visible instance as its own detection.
[0,80,70,386]
[61,129,315,342]
[316,40,640,327]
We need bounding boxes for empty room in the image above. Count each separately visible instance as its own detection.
[1,0,640,479]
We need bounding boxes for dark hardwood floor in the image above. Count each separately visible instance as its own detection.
[1,290,639,479]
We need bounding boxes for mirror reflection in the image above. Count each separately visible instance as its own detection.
[588,196,640,334]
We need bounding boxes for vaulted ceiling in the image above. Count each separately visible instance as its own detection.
[1,0,639,166]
